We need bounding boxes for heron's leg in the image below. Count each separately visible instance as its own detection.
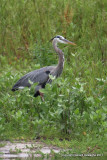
[39,91,44,101]
[34,84,46,101]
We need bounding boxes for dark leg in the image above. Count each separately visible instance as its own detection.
[34,83,46,101]
[34,91,40,97]
[34,90,44,101]
[39,91,44,101]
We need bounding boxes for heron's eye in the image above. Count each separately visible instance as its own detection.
[56,36,60,39]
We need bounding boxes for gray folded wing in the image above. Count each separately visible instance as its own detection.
[12,66,55,91]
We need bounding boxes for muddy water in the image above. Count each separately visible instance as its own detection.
[0,141,61,159]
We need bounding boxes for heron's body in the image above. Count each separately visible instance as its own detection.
[12,35,75,98]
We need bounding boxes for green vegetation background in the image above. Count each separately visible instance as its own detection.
[0,0,107,155]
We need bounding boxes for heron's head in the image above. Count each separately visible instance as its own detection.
[50,35,76,45]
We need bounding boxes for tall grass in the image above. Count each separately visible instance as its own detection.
[0,0,106,61]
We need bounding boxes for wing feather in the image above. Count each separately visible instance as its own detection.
[12,66,55,91]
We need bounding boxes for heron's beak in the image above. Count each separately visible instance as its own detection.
[63,39,76,45]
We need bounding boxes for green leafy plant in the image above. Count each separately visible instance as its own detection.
[0,2,106,156]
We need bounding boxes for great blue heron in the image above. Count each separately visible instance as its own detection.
[12,35,75,100]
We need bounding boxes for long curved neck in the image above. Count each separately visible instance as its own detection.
[52,40,64,77]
